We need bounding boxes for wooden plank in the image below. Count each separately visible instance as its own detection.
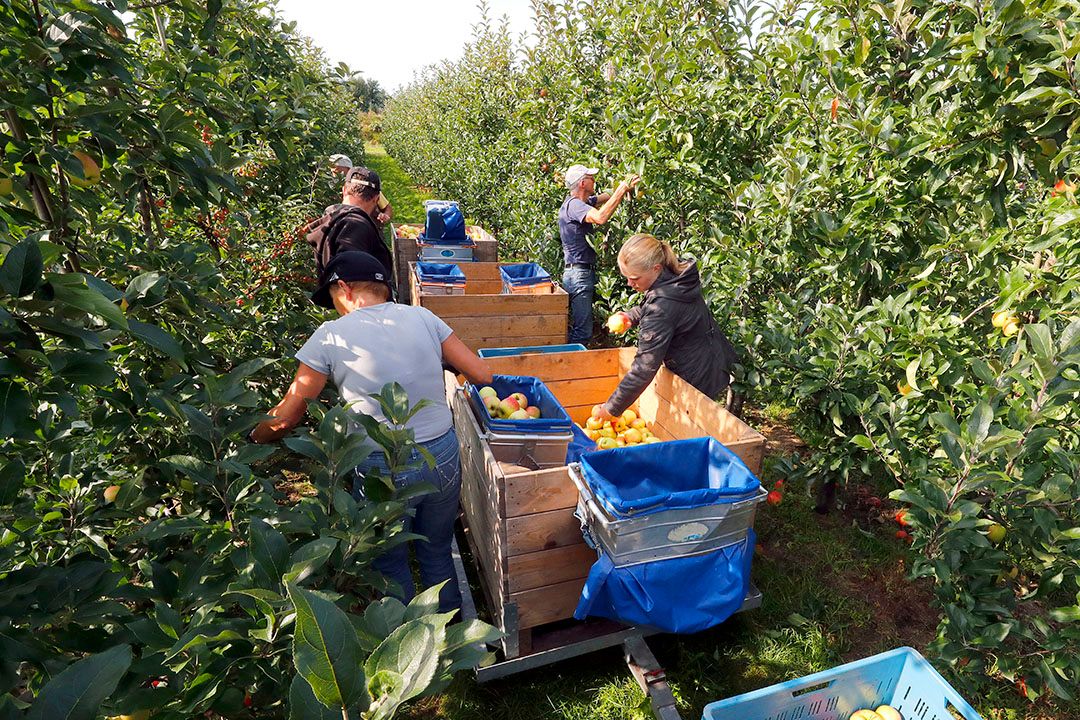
[544,376,619,409]
[483,348,620,382]
[419,291,569,318]
[507,544,596,593]
[511,578,588,629]
[503,467,579,517]
[505,508,584,556]
[464,281,504,295]
[462,334,569,352]
[723,437,765,477]
[439,315,566,340]
[457,262,503,282]
[652,370,749,445]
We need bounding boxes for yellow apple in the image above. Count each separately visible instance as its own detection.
[987,523,1006,544]
[103,485,121,503]
[67,151,101,188]
[586,416,604,431]
[849,711,883,720]
[0,177,12,196]
[644,436,662,443]
[875,706,903,720]
[597,437,618,449]
[1002,319,1021,336]
[624,428,643,444]
[621,409,637,424]
[607,312,630,334]
[613,418,628,433]
[991,310,1011,328]
[599,427,616,439]
[630,418,647,429]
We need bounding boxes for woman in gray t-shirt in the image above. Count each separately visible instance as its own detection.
[251,252,492,613]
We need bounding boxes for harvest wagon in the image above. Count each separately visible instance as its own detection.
[411,262,568,350]
[390,222,497,302]
[446,348,767,717]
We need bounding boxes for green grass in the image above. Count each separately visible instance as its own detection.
[363,142,432,224]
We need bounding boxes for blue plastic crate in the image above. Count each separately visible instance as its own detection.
[415,262,466,285]
[467,374,573,435]
[499,262,552,287]
[702,647,983,720]
[477,343,586,358]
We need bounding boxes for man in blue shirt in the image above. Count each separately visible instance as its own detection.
[558,164,641,344]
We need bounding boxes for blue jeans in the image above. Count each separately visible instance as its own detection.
[354,428,462,613]
[563,266,596,344]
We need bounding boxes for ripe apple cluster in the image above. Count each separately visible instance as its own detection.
[581,405,661,449]
[849,704,903,720]
[478,386,542,420]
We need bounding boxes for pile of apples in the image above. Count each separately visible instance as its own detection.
[478,386,542,420]
[396,224,423,239]
[849,705,902,720]
[580,405,662,449]
[465,226,484,241]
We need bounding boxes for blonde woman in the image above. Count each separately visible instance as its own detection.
[596,233,738,420]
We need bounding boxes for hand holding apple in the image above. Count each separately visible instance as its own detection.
[606,312,631,335]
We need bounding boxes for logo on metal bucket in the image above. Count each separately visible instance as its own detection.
[668,522,708,543]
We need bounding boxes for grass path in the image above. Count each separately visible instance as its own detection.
[364,142,431,224]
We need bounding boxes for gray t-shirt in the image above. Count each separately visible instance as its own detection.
[295,303,454,442]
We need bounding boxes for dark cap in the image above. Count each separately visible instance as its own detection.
[344,166,381,193]
[311,251,391,309]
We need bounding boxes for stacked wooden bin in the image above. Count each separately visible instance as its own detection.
[390,223,498,304]
[446,348,766,658]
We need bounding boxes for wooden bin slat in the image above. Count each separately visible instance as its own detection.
[413,262,568,351]
[453,348,767,632]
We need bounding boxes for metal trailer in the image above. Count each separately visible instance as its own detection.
[450,535,762,720]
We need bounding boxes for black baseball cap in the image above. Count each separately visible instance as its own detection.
[344,166,381,193]
[312,251,391,308]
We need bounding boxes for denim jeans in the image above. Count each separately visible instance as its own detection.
[354,428,462,613]
[563,266,596,344]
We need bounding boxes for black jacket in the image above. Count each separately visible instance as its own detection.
[305,204,393,280]
[605,261,738,415]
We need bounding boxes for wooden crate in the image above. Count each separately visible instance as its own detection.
[412,262,568,351]
[391,223,498,303]
[447,348,766,657]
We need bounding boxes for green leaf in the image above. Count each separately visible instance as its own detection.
[284,537,339,584]
[965,402,993,445]
[1025,323,1053,362]
[364,618,441,717]
[286,583,368,711]
[48,273,128,330]
[0,238,43,298]
[249,518,289,588]
[288,674,361,720]
[0,381,33,440]
[905,358,920,392]
[0,458,25,504]
[129,320,185,362]
[25,644,132,720]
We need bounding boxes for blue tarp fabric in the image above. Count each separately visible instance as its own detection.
[415,262,466,284]
[468,374,573,434]
[566,423,598,464]
[574,530,755,633]
[500,262,552,287]
[423,201,468,243]
[580,437,760,517]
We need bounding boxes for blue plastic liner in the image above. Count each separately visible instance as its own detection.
[580,438,760,518]
[478,343,586,358]
[415,262,466,285]
[468,374,573,434]
[566,423,598,464]
[422,200,469,243]
[500,262,552,287]
[574,529,755,633]
[701,646,984,720]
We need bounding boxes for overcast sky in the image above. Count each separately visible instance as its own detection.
[274,0,536,93]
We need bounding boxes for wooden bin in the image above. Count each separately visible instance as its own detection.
[391,223,497,303]
[412,262,568,351]
[448,348,766,658]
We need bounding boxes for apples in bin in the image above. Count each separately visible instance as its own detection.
[478,386,543,420]
[578,404,662,447]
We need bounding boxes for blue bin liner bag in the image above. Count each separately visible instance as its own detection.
[423,201,468,243]
[500,262,552,287]
[468,374,573,434]
[574,529,755,633]
[580,437,759,518]
[566,423,598,464]
[416,262,466,284]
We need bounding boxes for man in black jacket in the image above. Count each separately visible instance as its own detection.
[305,167,393,280]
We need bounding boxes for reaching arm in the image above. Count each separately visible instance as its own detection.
[584,174,641,225]
[442,333,493,385]
[603,307,675,417]
[251,363,328,443]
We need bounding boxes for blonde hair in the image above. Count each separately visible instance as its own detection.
[618,233,689,274]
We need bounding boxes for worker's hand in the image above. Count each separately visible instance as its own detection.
[624,174,642,191]
[377,212,390,224]
[595,405,615,422]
